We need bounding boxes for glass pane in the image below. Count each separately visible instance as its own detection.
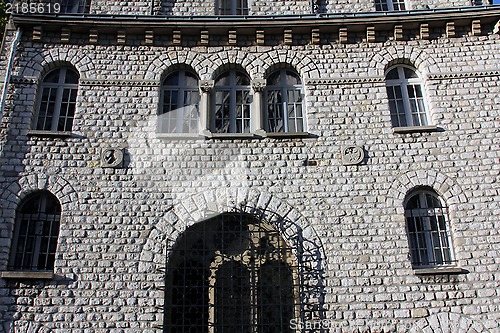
[215,72,231,86]
[43,70,61,83]
[386,68,399,80]
[403,68,418,79]
[163,72,180,86]
[64,69,79,84]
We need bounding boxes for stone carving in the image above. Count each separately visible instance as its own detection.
[342,146,365,165]
[101,147,124,168]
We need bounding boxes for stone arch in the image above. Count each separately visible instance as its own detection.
[205,50,261,80]
[369,45,439,77]
[387,170,467,214]
[139,188,326,275]
[140,187,327,330]
[260,49,320,80]
[0,173,79,219]
[145,50,208,81]
[409,312,492,333]
[18,48,94,80]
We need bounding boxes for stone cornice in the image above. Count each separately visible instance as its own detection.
[306,77,385,85]
[427,70,500,80]
[79,79,159,87]
[12,7,500,32]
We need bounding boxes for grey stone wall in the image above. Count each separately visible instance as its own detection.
[0,9,499,333]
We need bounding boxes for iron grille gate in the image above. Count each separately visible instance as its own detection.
[162,208,324,333]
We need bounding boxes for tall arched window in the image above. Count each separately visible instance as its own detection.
[216,0,249,15]
[211,69,252,134]
[9,192,62,271]
[265,69,305,133]
[404,189,455,268]
[165,212,296,333]
[385,65,429,128]
[34,67,79,132]
[159,69,200,134]
[61,0,91,13]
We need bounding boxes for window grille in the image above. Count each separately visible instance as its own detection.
[212,70,252,134]
[9,192,61,271]
[405,189,455,267]
[265,69,305,133]
[34,67,79,132]
[159,70,200,134]
[164,211,314,333]
[385,66,429,127]
[216,0,249,15]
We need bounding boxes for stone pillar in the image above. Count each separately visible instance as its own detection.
[199,80,214,136]
[251,79,266,136]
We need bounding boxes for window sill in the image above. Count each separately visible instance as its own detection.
[263,131,311,138]
[27,130,72,138]
[206,132,257,139]
[156,133,203,140]
[393,125,440,134]
[413,267,467,275]
[0,271,54,280]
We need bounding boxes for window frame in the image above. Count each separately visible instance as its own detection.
[374,0,407,11]
[159,69,201,135]
[215,0,250,15]
[211,69,252,134]
[33,67,79,133]
[404,189,456,269]
[8,192,62,272]
[264,69,306,134]
[385,65,430,128]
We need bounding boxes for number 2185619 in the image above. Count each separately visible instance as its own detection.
[5,2,61,14]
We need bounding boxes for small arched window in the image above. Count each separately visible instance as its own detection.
[385,66,429,128]
[159,69,200,134]
[265,69,305,133]
[9,192,62,271]
[34,67,79,132]
[211,69,252,133]
[216,0,249,15]
[60,0,91,13]
[404,189,455,268]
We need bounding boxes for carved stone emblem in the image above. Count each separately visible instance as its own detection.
[101,147,124,168]
[342,146,365,165]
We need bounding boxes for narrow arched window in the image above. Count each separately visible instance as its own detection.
[385,66,429,128]
[404,189,455,268]
[34,67,79,132]
[374,0,406,11]
[9,192,62,271]
[212,69,252,133]
[165,212,296,333]
[61,0,91,13]
[216,0,249,15]
[159,69,200,134]
[265,69,305,133]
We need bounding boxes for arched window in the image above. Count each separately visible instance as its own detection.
[404,189,455,268]
[374,0,406,11]
[211,69,252,134]
[159,69,200,134]
[165,212,296,333]
[385,66,429,128]
[34,67,79,132]
[265,69,305,133]
[60,0,91,13]
[9,192,62,271]
[216,0,249,15]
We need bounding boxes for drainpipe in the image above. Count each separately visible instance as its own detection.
[0,27,22,118]
[150,0,155,15]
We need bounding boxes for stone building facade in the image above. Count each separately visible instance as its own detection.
[0,0,499,332]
